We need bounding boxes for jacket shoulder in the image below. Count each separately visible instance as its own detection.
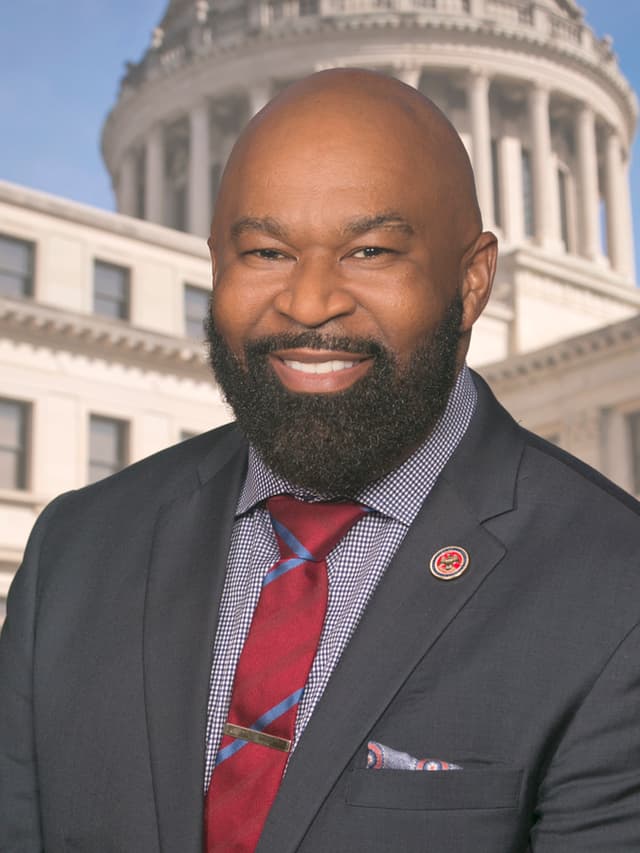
[522,430,640,518]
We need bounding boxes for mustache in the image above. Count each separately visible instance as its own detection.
[244,332,386,359]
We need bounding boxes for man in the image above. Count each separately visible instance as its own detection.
[1,69,640,852]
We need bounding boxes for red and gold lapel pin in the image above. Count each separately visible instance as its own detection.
[429,546,470,580]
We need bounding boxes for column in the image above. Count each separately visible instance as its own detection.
[145,124,165,225]
[605,130,635,279]
[249,81,272,118]
[189,100,211,236]
[117,149,137,217]
[498,134,524,245]
[527,83,560,249]
[467,70,494,228]
[575,104,601,261]
[620,157,636,281]
[394,66,421,89]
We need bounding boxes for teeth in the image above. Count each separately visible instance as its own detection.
[283,359,359,374]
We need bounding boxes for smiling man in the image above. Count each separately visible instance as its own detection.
[2,70,640,853]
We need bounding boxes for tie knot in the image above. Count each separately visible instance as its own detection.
[267,494,367,562]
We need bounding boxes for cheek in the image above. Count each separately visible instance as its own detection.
[211,274,268,353]
[361,285,443,356]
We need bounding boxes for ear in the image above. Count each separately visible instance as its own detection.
[207,235,218,287]
[459,231,497,333]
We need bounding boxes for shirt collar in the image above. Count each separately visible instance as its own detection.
[236,364,477,526]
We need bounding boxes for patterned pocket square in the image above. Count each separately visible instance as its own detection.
[367,741,462,771]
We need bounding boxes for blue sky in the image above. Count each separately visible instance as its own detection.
[1,1,638,254]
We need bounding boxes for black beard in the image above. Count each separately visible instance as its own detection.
[206,297,463,497]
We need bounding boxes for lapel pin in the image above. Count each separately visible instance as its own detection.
[430,546,470,580]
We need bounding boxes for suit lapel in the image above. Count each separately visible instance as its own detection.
[143,430,247,853]
[258,376,525,853]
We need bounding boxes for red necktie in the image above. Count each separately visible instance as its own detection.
[204,495,367,852]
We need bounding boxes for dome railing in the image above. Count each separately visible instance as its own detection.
[119,0,617,94]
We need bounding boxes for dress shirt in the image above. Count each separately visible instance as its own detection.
[204,365,477,788]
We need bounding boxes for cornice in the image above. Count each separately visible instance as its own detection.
[111,10,637,116]
[0,295,214,382]
[480,313,640,387]
[102,13,637,170]
[0,181,209,262]
[499,246,640,305]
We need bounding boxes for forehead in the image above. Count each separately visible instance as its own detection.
[217,107,439,234]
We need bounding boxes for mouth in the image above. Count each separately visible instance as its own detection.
[268,348,374,393]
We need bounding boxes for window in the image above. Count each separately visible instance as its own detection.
[491,139,501,229]
[88,415,128,484]
[0,399,29,490]
[184,284,209,339]
[521,148,535,238]
[627,412,640,495]
[0,234,34,298]
[93,260,130,320]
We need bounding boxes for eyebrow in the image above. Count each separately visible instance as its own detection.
[230,211,415,242]
[230,217,289,241]
[340,213,415,238]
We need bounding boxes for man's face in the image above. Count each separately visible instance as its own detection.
[207,98,487,494]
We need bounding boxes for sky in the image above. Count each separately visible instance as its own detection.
[1,1,639,253]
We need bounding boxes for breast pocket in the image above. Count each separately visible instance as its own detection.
[347,766,523,811]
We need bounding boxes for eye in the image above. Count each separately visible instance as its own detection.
[350,246,394,259]
[245,248,289,260]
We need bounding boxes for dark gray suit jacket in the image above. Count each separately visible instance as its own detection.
[2,375,640,852]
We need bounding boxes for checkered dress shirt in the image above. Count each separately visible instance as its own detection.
[204,365,477,788]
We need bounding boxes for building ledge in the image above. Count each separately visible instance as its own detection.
[0,295,214,380]
[480,313,640,387]
[0,489,46,511]
[500,245,640,306]
[117,0,637,121]
[0,180,210,261]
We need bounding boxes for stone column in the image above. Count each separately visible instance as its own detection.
[188,100,211,236]
[117,149,137,217]
[620,157,636,281]
[468,70,494,228]
[249,81,272,118]
[498,134,524,245]
[605,130,635,280]
[145,124,165,225]
[575,104,601,261]
[527,83,560,249]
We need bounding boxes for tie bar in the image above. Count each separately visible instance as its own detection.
[223,722,292,753]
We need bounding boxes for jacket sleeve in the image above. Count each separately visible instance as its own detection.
[531,618,640,852]
[0,496,65,853]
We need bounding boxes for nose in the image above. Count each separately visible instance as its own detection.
[272,256,357,328]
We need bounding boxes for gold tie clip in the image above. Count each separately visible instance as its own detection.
[223,722,292,753]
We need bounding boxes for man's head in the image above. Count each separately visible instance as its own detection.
[207,69,497,496]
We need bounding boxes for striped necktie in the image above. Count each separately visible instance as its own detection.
[204,494,367,852]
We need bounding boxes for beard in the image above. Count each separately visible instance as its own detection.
[206,295,463,497]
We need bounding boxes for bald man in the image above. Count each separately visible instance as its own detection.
[1,70,640,853]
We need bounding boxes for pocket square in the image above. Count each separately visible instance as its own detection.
[367,741,462,771]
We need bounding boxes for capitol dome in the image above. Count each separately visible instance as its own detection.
[101,0,640,359]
